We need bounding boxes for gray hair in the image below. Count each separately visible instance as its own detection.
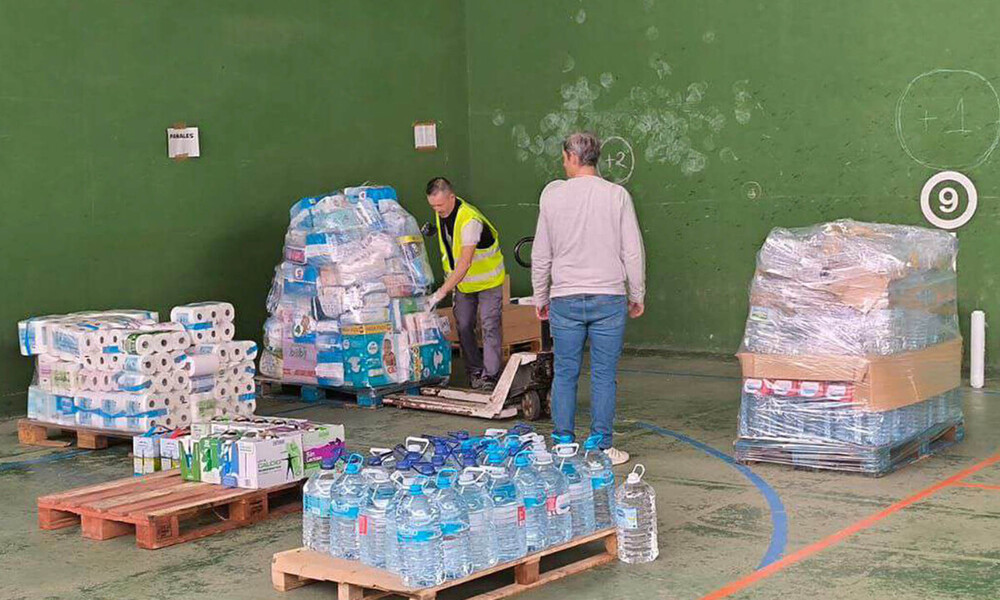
[562,132,601,166]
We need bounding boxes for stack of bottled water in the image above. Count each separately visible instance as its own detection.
[300,425,632,588]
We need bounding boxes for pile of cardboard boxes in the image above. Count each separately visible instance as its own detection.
[134,416,345,489]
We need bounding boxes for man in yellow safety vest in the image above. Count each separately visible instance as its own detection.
[426,177,506,391]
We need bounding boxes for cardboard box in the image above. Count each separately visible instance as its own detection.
[737,338,961,412]
[435,277,543,346]
[160,436,182,470]
[132,436,161,476]
[225,432,305,489]
[178,436,201,481]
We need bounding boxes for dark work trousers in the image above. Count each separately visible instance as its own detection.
[452,284,504,382]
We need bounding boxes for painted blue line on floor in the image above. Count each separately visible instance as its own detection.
[635,421,787,570]
[0,448,92,472]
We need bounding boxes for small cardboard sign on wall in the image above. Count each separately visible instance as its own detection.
[167,126,200,159]
[413,121,437,151]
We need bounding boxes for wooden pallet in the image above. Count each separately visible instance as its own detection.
[37,470,303,549]
[735,419,964,477]
[257,377,447,408]
[18,418,136,449]
[271,527,617,600]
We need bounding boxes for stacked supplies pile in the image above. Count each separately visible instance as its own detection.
[165,416,346,489]
[734,220,964,474]
[19,301,260,433]
[260,185,452,390]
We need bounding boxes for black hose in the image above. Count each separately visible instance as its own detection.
[514,236,534,268]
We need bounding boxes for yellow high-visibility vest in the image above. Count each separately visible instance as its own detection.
[436,198,505,294]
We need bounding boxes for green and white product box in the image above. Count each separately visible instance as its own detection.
[232,432,305,489]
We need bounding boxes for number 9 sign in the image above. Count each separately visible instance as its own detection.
[920,170,978,230]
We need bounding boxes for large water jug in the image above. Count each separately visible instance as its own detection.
[434,470,472,580]
[329,453,367,559]
[456,467,498,571]
[359,467,400,572]
[583,435,615,530]
[554,443,595,537]
[511,452,548,552]
[614,464,659,564]
[532,451,572,546]
[302,457,338,552]
[395,478,444,587]
[484,452,527,561]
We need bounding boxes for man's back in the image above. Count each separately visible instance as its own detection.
[532,175,645,304]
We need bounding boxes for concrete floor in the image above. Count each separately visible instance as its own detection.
[2,354,999,600]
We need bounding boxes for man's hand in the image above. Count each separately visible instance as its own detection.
[628,302,644,319]
[427,289,446,310]
[535,303,550,321]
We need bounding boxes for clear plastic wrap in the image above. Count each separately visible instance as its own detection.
[742,220,959,357]
[735,220,964,475]
[261,185,450,389]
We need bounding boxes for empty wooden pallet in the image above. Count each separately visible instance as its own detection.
[18,418,136,449]
[271,527,618,600]
[38,470,303,549]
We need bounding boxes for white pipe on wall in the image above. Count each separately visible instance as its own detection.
[971,310,986,389]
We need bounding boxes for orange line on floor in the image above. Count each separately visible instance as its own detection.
[699,452,1000,600]
[953,482,1000,491]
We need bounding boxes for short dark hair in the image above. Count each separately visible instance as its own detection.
[563,132,601,166]
[426,177,454,196]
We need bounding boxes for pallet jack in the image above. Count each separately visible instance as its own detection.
[384,236,553,420]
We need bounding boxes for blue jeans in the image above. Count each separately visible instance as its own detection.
[549,294,627,450]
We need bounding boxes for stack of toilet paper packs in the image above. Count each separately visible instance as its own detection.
[260,185,452,389]
[19,301,259,432]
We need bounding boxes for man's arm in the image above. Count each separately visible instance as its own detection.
[432,244,476,302]
[620,189,646,317]
[531,200,554,319]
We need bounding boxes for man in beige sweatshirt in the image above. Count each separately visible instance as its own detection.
[531,132,646,465]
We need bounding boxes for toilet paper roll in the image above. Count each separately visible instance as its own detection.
[121,354,159,375]
[127,396,169,414]
[170,302,235,326]
[226,341,259,364]
[171,372,189,392]
[190,343,230,364]
[121,331,174,355]
[180,353,221,377]
[172,330,193,350]
[106,353,122,371]
[93,353,112,372]
[81,354,100,370]
[190,329,212,345]
[217,322,235,342]
[97,373,114,392]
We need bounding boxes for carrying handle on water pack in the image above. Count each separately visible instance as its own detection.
[484,428,507,438]
[626,464,646,484]
[553,442,580,456]
[404,436,431,455]
[459,466,489,485]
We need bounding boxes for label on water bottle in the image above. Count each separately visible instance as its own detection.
[468,511,487,530]
[304,495,330,516]
[517,506,526,526]
[397,526,439,543]
[331,500,359,519]
[546,493,571,516]
[358,515,368,536]
[441,522,469,536]
[524,494,544,508]
[569,482,584,500]
[591,473,614,490]
[615,505,639,530]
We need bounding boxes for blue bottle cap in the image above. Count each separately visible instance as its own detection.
[321,457,336,470]
[514,453,531,468]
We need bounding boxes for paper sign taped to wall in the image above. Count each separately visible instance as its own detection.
[167,127,200,158]
[414,122,437,150]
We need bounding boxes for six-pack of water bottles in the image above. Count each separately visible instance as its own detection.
[734,221,964,474]
[260,185,452,390]
[19,302,260,432]
[302,425,658,587]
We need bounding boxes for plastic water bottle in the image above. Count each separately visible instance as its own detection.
[302,457,338,553]
[457,467,498,571]
[329,454,367,560]
[485,453,527,561]
[434,470,472,580]
[532,451,572,546]
[359,467,400,572]
[554,443,595,537]
[583,435,615,530]
[614,464,658,564]
[395,478,444,588]
[511,452,548,552]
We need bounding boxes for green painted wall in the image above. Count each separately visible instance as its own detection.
[0,1,470,412]
[464,0,998,361]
